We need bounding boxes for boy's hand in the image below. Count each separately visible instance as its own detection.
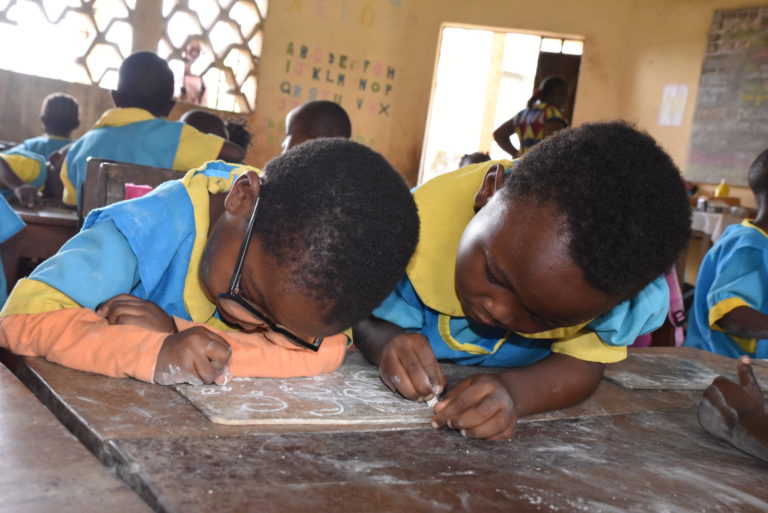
[14,184,37,208]
[431,373,517,441]
[699,356,765,438]
[379,332,446,401]
[97,294,177,333]
[154,327,232,385]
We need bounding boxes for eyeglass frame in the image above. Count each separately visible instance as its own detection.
[217,184,323,351]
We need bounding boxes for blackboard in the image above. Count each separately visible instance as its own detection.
[686,7,768,186]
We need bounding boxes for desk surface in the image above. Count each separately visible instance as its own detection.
[0,364,151,512]
[4,347,767,513]
[12,203,78,226]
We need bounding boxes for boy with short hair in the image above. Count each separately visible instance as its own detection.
[355,122,692,440]
[180,109,229,140]
[1,139,419,384]
[282,100,351,153]
[60,51,245,208]
[19,93,80,157]
[0,147,47,207]
[685,149,768,358]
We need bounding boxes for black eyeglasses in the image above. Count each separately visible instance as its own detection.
[217,188,323,351]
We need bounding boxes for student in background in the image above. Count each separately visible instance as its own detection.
[685,149,768,358]
[0,196,24,308]
[59,51,245,208]
[699,356,768,463]
[282,100,351,153]
[19,93,80,158]
[1,139,418,385]
[226,117,253,155]
[459,152,491,168]
[493,76,569,158]
[179,109,228,140]
[0,148,47,207]
[355,122,691,440]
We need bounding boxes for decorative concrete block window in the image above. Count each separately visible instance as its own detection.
[0,0,266,113]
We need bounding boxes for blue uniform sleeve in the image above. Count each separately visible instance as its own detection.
[29,219,141,309]
[370,276,427,330]
[587,274,669,346]
[0,196,24,243]
[707,247,768,320]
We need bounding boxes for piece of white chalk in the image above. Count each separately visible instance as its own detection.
[425,396,439,408]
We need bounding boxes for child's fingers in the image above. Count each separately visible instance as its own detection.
[412,341,446,395]
[398,347,440,400]
[737,356,763,398]
[461,409,518,441]
[96,294,138,315]
[205,337,232,371]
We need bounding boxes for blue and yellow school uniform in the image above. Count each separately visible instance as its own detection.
[0,147,48,197]
[0,196,25,307]
[61,108,226,207]
[372,161,669,366]
[685,220,768,358]
[19,135,71,158]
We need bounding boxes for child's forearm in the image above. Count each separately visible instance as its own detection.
[174,318,347,378]
[718,306,768,341]
[730,413,768,463]
[352,316,405,366]
[495,353,605,417]
[0,158,24,189]
[0,309,165,382]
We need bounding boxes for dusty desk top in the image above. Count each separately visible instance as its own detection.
[3,347,767,512]
[0,363,151,512]
[11,202,78,226]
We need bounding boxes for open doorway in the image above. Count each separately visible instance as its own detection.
[419,25,583,184]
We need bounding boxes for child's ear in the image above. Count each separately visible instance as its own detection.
[473,164,506,211]
[224,170,261,215]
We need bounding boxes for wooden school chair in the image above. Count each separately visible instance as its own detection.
[79,158,181,222]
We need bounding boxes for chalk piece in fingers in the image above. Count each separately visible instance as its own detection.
[426,396,439,408]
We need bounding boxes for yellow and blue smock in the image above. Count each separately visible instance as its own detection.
[19,135,71,158]
[61,107,225,207]
[685,220,768,358]
[0,147,47,197]
[371,160,669,366]
[0,195,25,307]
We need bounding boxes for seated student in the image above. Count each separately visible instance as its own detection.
[354,122,691,440]
[699,356,768,463]
[282,100,351,153]
[0,147,47,207]
[226,117,253,154]
[459,152,490,168]
[0,139,418,384]
[19,93,80,158]
[685,149,768,358]
[180,109,228,140]
[0,196,25,307]
[60,51,245,208]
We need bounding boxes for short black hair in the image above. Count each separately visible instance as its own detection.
[748,148,768,196]
[225,117,253,152]
[116,52,174,117]
[180,109,228,139]
[41,93,79,136]
[502,121,691,298]
[293,101,352,139]
[459,152,491,167]
[254,138,419,328]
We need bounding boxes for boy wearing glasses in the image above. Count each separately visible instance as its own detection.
[0,139,419,385]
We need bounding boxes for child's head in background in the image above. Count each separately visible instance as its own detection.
[282,101,351,153]
[112,52,175,118]
[180,109,228,139]
[225,117,253,154]
[41,93,80,138]
[747,148,768,199]
[459,152,491,168]
[201,138,419,338]
[456,121,691,334]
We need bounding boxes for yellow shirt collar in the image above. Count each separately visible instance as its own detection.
[180,162,263,322]
[94,108,157,129]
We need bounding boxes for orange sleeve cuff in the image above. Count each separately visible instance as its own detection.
[174,317,347,378]
[0,309,165,382]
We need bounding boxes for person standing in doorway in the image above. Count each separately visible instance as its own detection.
[493,75,569,158]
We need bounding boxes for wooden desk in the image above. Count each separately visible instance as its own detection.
[3,347,767,512]
[0,363,151,512]
[12,203,78,261]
